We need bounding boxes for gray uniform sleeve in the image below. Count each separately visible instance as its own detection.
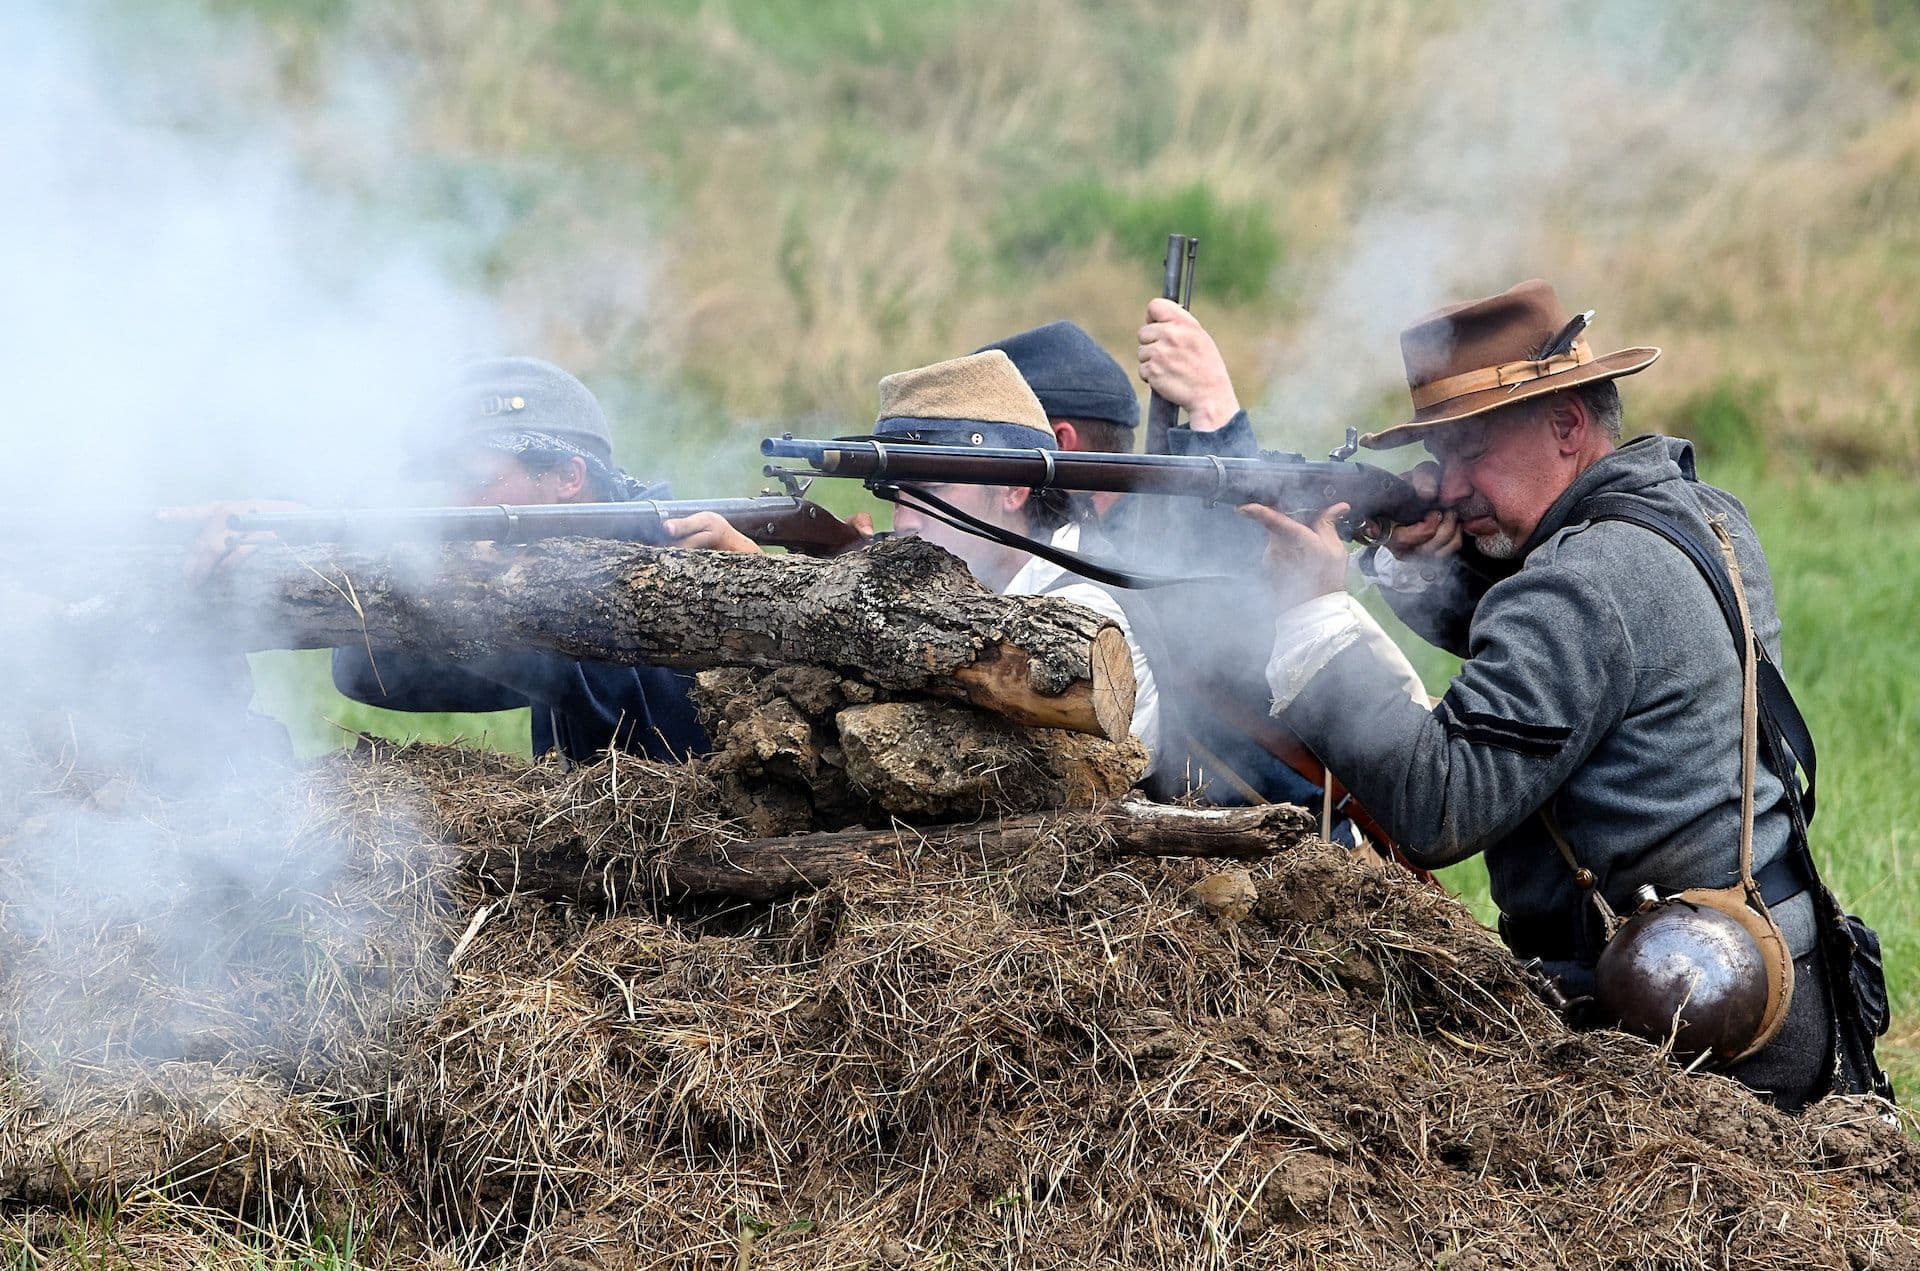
[1358,540,1520,658]
[1278,561,1636,867]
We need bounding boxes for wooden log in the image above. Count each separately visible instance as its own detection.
[12,536,1135,740]
[689,667,1149,833]
[467,798,1318,905]
[835,700,1146,819]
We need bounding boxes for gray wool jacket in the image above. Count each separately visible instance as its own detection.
[1279,436,1809,960]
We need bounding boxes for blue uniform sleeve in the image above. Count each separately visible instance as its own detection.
[332,647,707,762]
[1165,409,1258,458]
[466,654,706,762]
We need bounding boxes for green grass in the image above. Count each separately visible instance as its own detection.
[1745,469,1920,1086]
[985,179,1284,304]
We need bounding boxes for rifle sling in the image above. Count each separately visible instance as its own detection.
[869,483,1234,590]
[1195,682,1436,883]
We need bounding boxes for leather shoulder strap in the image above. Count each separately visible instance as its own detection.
[1578,493,1818,825]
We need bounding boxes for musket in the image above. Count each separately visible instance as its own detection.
[1143,233,1199,457]
[227,495,865,556]
[762,435,1435,533]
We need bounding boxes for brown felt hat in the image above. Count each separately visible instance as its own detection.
[1361,279,1660,450]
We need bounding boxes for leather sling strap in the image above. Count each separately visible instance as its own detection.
[1719,515,1763,896]
[1579,494,1819,826]
[1197,685,1436,885]
[868,483,1233,591]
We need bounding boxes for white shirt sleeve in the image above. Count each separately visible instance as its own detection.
[1367,544,1440,595]
[1265,592,1430,714]
[1046,580,1160,764]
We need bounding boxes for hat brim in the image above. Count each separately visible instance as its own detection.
[836,416,1057,449]
[1360,346,1661,450]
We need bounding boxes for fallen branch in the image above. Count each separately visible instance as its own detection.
[466,798,1319,904]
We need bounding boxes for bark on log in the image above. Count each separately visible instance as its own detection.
[13,536,1135,740]
[466,799,1318,905]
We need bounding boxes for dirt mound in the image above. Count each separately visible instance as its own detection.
[0,743,1912,1269]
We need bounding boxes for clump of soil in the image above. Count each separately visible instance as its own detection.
[695,666,1147,833]
[0,742,1911,1269]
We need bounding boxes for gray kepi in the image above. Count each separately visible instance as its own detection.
[429,355,616,463]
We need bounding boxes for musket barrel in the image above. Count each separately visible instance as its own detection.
[228,498,826,546]
[761,436,1437,524]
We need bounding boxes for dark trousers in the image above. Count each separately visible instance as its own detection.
[1724,944,1832,1111]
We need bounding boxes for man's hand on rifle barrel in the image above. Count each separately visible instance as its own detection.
[1241,501,1352,612]
[157,499,307,585]
[1137,298,1242,434]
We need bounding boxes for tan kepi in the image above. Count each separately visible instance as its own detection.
[864,349,1056,449]
[1362,278,1661,450]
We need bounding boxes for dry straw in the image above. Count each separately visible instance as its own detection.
[0,739,1913,1267]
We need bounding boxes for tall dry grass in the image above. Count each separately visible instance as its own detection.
[285,0,1916,468]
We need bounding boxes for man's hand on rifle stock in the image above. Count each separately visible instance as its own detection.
[1137,298,1241,433]
[1381,461,1462,561]
[1241,501,1351,612]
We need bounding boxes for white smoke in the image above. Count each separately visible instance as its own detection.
[0,0,527,1078]
[1,1,500,507]
[1256,0,1884,448]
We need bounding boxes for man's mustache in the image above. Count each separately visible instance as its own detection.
[1451,495,1495,522]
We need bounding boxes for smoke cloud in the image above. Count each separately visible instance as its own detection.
[0,0,541,1080]
[1255,0,1883,449]
[2,1,502,508]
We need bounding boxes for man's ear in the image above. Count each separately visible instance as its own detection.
[1545,394,1588,455]
[1051,420,1079,451]
[1001,485,1033,515]
[553,455,590,499]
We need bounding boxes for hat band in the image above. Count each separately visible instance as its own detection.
[1408,338,1594,411]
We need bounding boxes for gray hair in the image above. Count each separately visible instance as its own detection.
[1573,380,1624,442]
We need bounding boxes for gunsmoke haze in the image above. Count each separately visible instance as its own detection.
[3,2,506,508]
[1254,0,1883,451]
[0,1,563,1078]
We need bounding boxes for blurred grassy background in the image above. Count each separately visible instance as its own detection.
[180,0,1920,1087]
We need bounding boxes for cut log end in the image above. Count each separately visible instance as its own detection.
[947,628,1137,743]
[1088,626,1137,745]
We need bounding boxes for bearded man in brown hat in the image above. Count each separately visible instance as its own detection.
[1246,279,1888,1109]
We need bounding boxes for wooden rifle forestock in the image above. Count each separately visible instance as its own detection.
[1144,233,1198,457]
